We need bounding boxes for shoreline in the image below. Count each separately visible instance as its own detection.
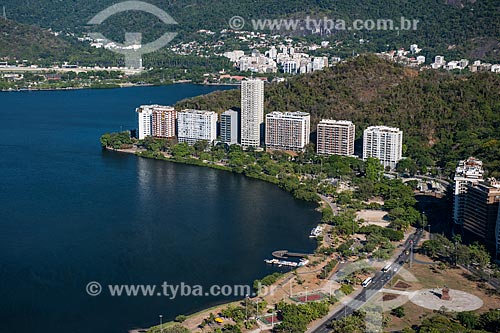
[0,81,238,93]
[105,146,436,333]
[107,146,330,333]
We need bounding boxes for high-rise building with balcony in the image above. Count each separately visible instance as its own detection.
[316,120,355,156]
[463,178,500,256]
[220,109,239,145]
[151,106,176,138]
[362,126,403,170]
[177,110,217,145]
[241,79,264,147]
[453,157,484,225]
[136,105,176,140]
[265,111,310,152]
[136,105,154,140]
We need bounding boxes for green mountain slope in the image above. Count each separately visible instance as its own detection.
[177,55,500,175]
[1,0,500,61]
[0,18,119,66]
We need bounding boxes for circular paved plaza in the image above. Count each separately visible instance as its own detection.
[410,288,483,312]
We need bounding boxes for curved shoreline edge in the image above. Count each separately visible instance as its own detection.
[106,147,328,333]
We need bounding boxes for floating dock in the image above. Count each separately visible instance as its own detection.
[264,258,309,267]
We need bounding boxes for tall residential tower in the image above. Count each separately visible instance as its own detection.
[363,126,403,170]
[453,157,484,226]
[316,120,355,156]
[136,104,176,140]
[241,78,264,147]
[177,109,217,145]
[265,111,310,152]
[220,109,239,145]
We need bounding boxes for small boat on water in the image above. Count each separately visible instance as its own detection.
[309,225,324,238]
[264,258,309,268]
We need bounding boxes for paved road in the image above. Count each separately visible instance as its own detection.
[311,229,424,333]
[461,264,500,289]
[319,194,338,216]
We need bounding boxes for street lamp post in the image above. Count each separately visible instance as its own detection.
[245,294,249,321]
[410,241,414,268]
[159,315,163,333]
[305,287,308,303]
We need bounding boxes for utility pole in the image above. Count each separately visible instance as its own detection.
[245,294,249,321]
[409,240,414,268]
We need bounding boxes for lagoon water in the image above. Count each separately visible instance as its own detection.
[0,85,318,333]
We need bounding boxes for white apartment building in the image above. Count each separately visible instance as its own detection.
[241,79,264,147]
[265,111,310,152]
[453,157,484,226]
[220,109,239,145]
[136,105,176,140]
[316,120,355,156]
[283,60,298,74]
[431,55,445,69]
[177,109,217,145]
[136,105,154,140]
[363,126,403,170]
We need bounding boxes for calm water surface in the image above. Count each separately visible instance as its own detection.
[0,85,318,332]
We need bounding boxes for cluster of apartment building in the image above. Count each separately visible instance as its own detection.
[453,157,500,259]
[224,46,333,74]
[431,56,500,73]
[378,44,500,73]
[137,105,218,144]
[136,79,267,147]
[378,44,426,68]
[137,78,404,170]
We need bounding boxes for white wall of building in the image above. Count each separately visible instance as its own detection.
[363,126,403,170]
[241,79,264,147]
[265,111,310,152]
[177,109,217,145]
[136,105,154,140]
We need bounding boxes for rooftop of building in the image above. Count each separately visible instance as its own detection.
[266,111,310,118]
[364,125,402,133]
[318,119,354,126]
[455,157,484,179]
[179,109,216,115]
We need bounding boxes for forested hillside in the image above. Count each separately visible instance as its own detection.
[177,55,500,175]
[0,18,119,65]
[1,0,500,61]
